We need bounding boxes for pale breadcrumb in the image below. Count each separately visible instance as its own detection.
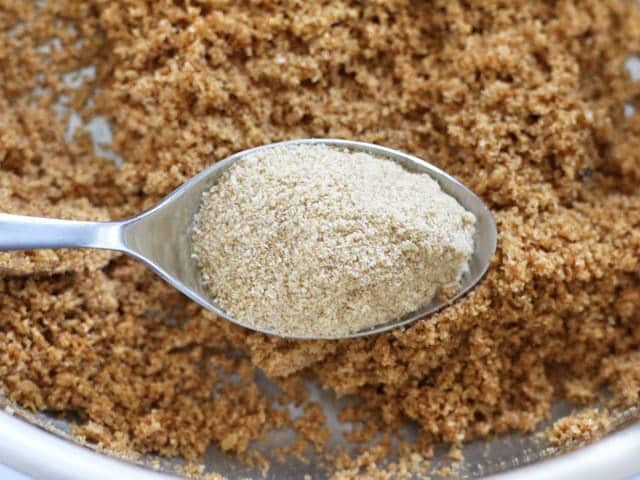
[192,145,475,337]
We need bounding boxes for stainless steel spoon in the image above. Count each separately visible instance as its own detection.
[0,139,497,340]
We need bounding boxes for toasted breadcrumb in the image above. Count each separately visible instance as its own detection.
[547,409,611,447]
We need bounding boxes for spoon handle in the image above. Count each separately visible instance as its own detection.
[0,214,127,252]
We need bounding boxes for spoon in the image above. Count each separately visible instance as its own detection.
[0,139,497,340]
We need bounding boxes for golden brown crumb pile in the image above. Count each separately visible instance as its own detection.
[192,144,475,338]
[1,0,640,476]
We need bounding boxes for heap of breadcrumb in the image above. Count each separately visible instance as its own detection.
[191,144,476,338]
[1,0,639,477]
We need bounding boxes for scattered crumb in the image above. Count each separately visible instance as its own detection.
[446,444,463,462]
[331,445,431,480]
[547,409,611,447]
[293,404,330,451]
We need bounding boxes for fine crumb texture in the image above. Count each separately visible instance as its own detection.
[330,439,435,480]
[1,0,640,478]
[547,409,611,447]
[192,145,476,338]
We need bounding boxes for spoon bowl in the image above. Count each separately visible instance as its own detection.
[0,139,497,340]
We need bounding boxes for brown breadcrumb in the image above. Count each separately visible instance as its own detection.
[293,404,330,452]
[331,444,432,480]
[1,0,640,478]
[547,409,611,447]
